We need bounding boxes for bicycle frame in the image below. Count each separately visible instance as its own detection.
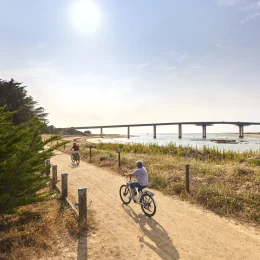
[125,176,156,206]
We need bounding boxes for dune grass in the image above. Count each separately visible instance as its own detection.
[60,140,260,225]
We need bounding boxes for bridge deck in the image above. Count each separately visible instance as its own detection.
[70,121,260,130]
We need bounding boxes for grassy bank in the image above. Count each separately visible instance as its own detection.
[59,140,260,226]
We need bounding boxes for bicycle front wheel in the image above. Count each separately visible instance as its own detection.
[119,185,131,204]
[140,193,156,217]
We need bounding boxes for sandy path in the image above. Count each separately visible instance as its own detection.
[51,151,260,260]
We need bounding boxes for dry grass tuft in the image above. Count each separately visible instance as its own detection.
[0,189,95,260]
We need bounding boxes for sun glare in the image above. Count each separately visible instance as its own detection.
[72,0,102,34]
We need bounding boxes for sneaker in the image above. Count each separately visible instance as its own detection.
[133,195,138,203]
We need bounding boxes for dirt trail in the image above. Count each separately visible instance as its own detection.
[51,151,260,260]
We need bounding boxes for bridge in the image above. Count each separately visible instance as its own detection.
[69,121,260,139]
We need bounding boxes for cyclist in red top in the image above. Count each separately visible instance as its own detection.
[70,142,80,154]
[70,142,80,163]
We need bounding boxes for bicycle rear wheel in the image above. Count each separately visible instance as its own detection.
[140,193,156,217]
[119,185,131,204]
[75,153,80,164]
[71,154,76,164]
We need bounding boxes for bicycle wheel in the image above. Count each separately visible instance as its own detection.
[75,153,80,164]
[119,185,131,204]
[71,154,76,164]
[140,193,156,217]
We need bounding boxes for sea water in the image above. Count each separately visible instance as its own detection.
[99,133,260,153]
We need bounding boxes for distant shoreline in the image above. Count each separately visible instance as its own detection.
[64,133,138,138]
[217,133,260,137]
[62,134,138,144]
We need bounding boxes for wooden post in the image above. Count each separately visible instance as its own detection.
[117,149,121,167]
[52,165,57,181]
[45,159,50,176]
[61,173,68,199]
[185,164,190,193]
[78,188,87,225]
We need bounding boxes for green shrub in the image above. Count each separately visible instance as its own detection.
[0,107,64,213]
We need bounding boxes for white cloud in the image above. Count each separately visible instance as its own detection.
[182,71,193,75]
[167,49,176,58]
[138,63,148,69]
[178,54,189,63]
[216,0,240,7]
[215,40,241,49]
[191,65,206,70]
[36,42,47,49]
[164,66,176,71]
[244,1,260,11]
[241,12,260,24]
[0,62,137,126]
[123,63,148,70]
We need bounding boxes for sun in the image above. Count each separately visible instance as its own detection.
[71,0,102,34]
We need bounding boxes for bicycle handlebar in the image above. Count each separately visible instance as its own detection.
[124,174,132,181]
[120,168,133,181]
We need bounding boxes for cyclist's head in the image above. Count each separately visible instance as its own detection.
[73,142,76,145]
[135,160,143,168]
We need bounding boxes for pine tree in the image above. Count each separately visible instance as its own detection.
[0,78,48,125]
[0,107,63,213]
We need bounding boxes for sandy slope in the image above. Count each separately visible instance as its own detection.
[50,151,260,260]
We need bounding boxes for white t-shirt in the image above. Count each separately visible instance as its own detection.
[132,167,148,186]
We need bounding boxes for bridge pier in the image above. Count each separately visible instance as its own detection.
[127,126,130,138]
[202,125,207,138]
[178,124,182,139]
[100,127,103,137]
[153,125,156,139]
[239,125,244,138]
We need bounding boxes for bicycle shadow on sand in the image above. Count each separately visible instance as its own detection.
[70,163,80,169]
[122,204,179,260]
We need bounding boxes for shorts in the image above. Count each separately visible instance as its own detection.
[130,181,147,192]
[73,151,80,154]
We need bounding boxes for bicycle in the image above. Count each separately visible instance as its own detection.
[119,175,156,217]
[71,152,80,164]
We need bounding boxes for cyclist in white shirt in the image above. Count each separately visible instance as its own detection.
[125,160,148,202]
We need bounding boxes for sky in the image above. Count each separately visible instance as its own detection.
[0,0,260,134]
